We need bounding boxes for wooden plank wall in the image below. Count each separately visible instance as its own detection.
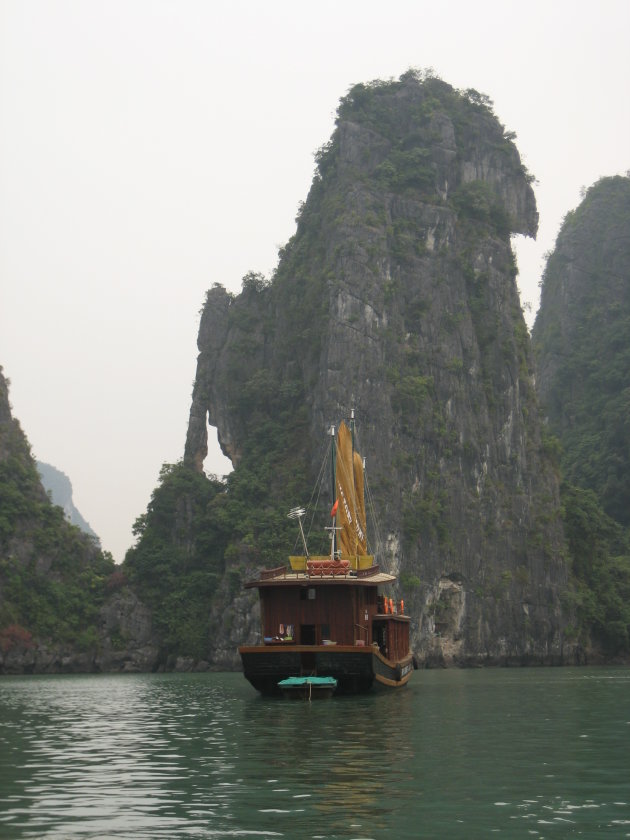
[261,585,378,645]
[388,619,409,660]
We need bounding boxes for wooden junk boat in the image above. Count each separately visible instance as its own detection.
[239,414,414,696]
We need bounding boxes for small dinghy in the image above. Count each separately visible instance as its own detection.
[278,676,337,700]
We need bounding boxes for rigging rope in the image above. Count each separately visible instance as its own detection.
[291,435,330,554]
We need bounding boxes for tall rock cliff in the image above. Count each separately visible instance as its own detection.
[182,72,573,666]
[532,175,630,527]
[532,175,630,658]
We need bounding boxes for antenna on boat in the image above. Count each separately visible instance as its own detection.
[288,506,309,557]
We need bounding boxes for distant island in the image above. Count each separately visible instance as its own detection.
[37,461,99,542]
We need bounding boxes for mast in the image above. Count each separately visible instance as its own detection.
[350,408,356,452]
[330,424,337,560]
[350,408,357,537]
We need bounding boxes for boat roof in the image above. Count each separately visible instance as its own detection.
[245,568,396,589]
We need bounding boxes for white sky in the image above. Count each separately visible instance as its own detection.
[1,0,629,562]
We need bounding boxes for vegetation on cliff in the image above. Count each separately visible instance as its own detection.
[533,175,630,655]
[561,484,630,655]
[123,463,227,659]
[0,369,115,659]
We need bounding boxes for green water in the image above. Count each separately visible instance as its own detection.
[0,668,628,838]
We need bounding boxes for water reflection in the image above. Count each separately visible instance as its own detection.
[237,690,416,837]
[1,669,629,838]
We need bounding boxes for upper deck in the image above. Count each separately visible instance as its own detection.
[245,560,396,589]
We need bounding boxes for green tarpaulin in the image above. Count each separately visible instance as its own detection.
[278,677,337,687]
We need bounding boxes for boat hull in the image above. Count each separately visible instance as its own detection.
[239,644,414,696]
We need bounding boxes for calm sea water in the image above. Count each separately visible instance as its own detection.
[0,668,629,839]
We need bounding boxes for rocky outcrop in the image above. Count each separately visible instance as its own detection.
[95,588,159,672]
[0,638,96,675]
[185,285,238,468]
[185,73,574,666]
[0,588,158,674]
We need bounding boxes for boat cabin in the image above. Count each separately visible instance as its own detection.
[246,563,410,664]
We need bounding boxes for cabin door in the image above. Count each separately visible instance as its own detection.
[374,623,387,657]
[300,624,316,645]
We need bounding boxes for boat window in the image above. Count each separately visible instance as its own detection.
[321,623,330,641]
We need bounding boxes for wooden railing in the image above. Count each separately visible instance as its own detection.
[259,565,287,580]
[356,564,379,578]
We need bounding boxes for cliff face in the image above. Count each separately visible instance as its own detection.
[532,175,630,527]
[185,73,573,665]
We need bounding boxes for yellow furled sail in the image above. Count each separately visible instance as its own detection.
[335,421,369,565]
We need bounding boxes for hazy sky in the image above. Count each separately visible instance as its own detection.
[1,1,629,562]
